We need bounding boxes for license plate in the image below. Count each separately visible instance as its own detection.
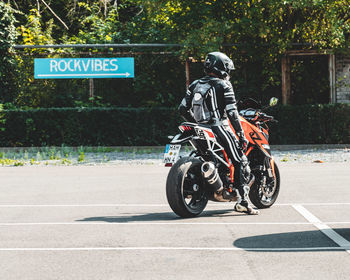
[163,144,181,165]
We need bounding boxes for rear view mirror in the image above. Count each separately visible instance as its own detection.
[269,97,278,107]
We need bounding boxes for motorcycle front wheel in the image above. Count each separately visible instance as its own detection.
[249,161,280,209]
[166,156,208,218]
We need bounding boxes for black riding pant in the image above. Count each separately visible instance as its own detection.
[211,124,250,201]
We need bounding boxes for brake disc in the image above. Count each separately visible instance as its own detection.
[262,180,276,198]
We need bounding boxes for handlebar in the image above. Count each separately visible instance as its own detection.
[240,109,278,123]
[258,112,276,122]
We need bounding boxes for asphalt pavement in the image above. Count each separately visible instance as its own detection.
[0,162,349,280]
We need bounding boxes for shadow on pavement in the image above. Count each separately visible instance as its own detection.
[76,209,238,223]
[234,229,350,252]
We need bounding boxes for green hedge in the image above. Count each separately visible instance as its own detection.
[0,104,349,146]
[267,104,350,144]
[0,107,180,146]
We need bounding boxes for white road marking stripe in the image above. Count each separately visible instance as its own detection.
[0,222,312,226]
[0,202,349,207]
[279,202,350,206]
[0,204,169,207]
[0,222,348,226]
[293,204,350,254]
[0,246,348,252]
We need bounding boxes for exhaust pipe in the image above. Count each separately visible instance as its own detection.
[201,162,223,193]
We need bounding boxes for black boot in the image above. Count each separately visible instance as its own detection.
[234,199,259,215]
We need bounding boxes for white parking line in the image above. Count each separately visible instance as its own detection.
[277,202,350,206]
[293,204,350,255]
[0,204,169,208]
[0,246,349,252]
[0,222,349,226]
[0,204,349,254]
[0,222,312,226]
[0,202,349,207]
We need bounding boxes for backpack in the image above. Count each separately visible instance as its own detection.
[191,82,213,123]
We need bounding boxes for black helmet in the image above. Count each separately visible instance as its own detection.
[204,52,235,79]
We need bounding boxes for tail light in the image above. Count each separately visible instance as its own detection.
[179,125,192,132]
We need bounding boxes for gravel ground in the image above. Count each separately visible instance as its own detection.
[0,146,349,166]
[81,147,350,165]
[271,148,350,164]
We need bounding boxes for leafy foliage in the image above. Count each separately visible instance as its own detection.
[2,0,350,109]
[0,2,19,102]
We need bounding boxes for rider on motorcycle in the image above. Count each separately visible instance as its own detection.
[178,51,259,215]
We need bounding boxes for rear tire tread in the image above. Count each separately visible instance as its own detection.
[166,157,208,218]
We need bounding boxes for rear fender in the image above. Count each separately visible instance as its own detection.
[170,133,193,144]
[170,122,199,144]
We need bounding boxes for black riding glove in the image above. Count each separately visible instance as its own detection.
[237,131,249,151]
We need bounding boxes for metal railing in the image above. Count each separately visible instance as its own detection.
[13,43,183,49]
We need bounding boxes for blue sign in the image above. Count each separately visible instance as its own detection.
[34,57,134,79]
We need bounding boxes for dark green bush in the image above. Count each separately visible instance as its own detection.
[0,107,181,146]
[0,104,349,147]
[267,104,350,144]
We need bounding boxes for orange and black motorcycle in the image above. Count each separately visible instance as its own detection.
[164,97,280,218]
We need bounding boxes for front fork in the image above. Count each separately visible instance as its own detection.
[265,157,276,180]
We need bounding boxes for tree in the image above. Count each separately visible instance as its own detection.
[3,0,350,107]
[0,2,19,103]
[137,0,350,101]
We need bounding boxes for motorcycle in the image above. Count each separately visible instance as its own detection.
[164,97,280,218]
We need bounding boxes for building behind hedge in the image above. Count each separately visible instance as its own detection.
[281,51,350,105]
[335,55,350,103]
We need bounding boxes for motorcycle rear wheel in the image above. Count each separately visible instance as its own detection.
[166,156,208,218]
[249,161,280,209]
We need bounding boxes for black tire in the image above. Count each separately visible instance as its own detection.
[249,161,280,209]
[166,156,208,218]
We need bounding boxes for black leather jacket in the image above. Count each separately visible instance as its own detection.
[178,75,244,134]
